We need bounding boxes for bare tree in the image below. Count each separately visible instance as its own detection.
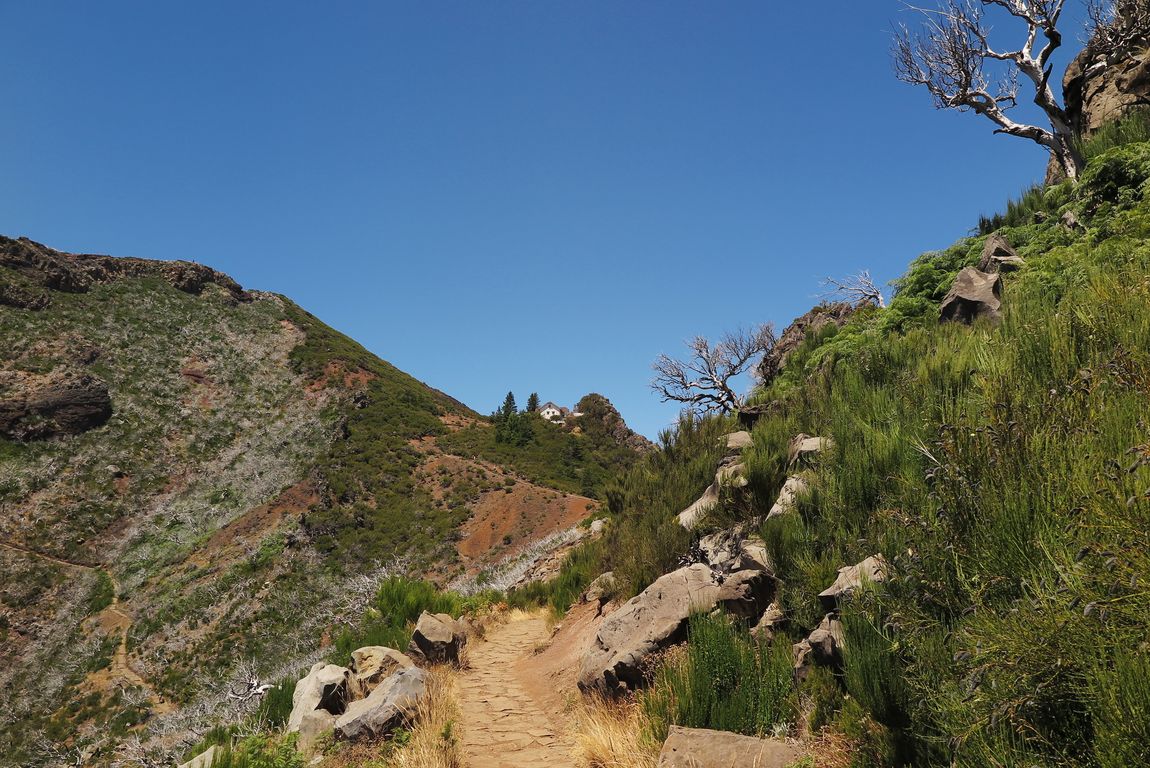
[1084,1,1150,71]
[652,325,775,414]
[821,270,887,308]
[894,1,1084,179]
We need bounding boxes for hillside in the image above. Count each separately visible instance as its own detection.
[0,237,646,765]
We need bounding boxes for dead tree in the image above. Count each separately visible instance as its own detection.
[1084,1,1150,70]
[821,270,887,308]
[894,0,1084,179]
[651,325,775,414]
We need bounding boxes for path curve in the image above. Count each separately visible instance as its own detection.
[458,613,575,768]
[0,540,162,703]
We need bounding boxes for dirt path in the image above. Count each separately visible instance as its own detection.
[458,613,576,768]
[0,540,166,707]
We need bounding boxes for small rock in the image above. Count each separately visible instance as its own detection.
[787,435,829,466]
[1061,210,1083,231]
[409,612,466,665]
[583,572,617,605]
[793,614,845,682]
[349,646,414,693]
[818,555,889,611]
[750,602,785,642]
[657,726,804,768]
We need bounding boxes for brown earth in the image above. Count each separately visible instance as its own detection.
[190,480,318,568]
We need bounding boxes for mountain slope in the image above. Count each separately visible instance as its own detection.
[0,236,644,764]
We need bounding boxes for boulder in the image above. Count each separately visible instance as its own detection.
[578,564,722,694]
[677,461,746,530]
[349,646,414,692]
[715,569,777,620]
[793,614,845,682]
[590,518,607,535]
[719,431,753,452]
[751,602,786,642]
[657,726,804,768]
[1061,210,1083,231]
[767,475,809,519]
[818,555,889,611]
[334,667,428,742]
[787,435,829,466]
[978,234,1026,273]
[177,746,219,768]
[698,527,770,574]
[297,709,335,757]
[939,267,1002,325]
[0,374,112,440]
[736,402,779,430]
[409,612,466,665]
[583,571,617,605]
[288,663,351,732]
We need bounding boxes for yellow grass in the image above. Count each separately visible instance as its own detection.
[572,693,659,768]
[389,666,464,768]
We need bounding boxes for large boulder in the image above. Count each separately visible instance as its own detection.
[0,373,112,440]
[350,646,414,692]
[767,475,809,519]
[657,726,804,768]
[409,612,467,665]
[978,234,1025,273]
[578,564,722,694]
[287,663,351,733]
[698,527,770,574]
[818,554,889,611]
[719,431,753,452]
[715,569,777,620]
[939,267,1002,325]
[334,666,428,742]
[787,434,829,466]
[677,461,747,530]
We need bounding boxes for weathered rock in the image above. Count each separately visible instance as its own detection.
[590,518,607,535]
[677,461,746,530]
[334,667,428,742]
[750,602,786,642]
[350,646,414,692]
[0,282,50,310]
[583,571,617,604]
[1061,210,1083,231]
[698,527,770,574]
[818,555,889,611]
[793,614,845,682]
[715,569,777,620]
[767,475,809,519]
[0,374,112,441]
[177,746,219,768]
[736,401,778,430]
[1064,30,1150,138]
[297,709,336,757]
[939,267,1002,325]
[578,564,723,694]
[787,434,829,466]
[978,234,1025,273]
[657,725,804,768]
[719,431,753,452]
[287,663,351,733]
[757,302,857,385]
[409,612,466,665]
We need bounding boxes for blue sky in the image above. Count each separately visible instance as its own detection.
[0,2,1091,438]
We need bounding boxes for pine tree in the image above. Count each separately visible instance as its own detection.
[526,392,540,412]
[501,391,517,417]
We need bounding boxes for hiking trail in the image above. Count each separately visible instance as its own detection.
[458,612,576,768]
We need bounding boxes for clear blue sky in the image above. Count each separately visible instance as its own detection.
[0,2,1091,438]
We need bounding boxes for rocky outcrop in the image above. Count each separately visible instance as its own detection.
[698,526,771,574]
[287,663,351,733]
[793,614,845,682]
[787,434,829,466]
[757,302,856,384]
[767,475,809,519]
[578,563,775,694]
[583,571,617,605]
[677,460,747,530]
[573,393,655,453]
[0,281,50,310]
[0,373,112,440]
[978,234,1025,273]
[1065,29,1150,138]
[818,555,889,611]
[409,612,467,665]
[939,267,1003,325]
[719,431,753,452]
[751,602,786,642]
[350,646,414,692]
[0,235,249,302]
[334,666,428,742]
[657,726,804,768]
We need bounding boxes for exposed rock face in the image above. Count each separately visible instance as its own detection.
[793,614,845,682]
[574,393,655,453]
[698,526,771,574]
[978,234,1025,273]
[0,373,112,440]
[1065,32,1150,137]
[818,554,889,611]
[0,281,50,310]
[578,564,724,694]
[409,612,467,665]
[677,460,747,530]
[939,267,1003,325]
[350,646,414,692]
[298,710,336,757]
[715,569,777,620]
[288,663,351,733]
[751,602,786,642]
[757,302,856,384]
[719,431,753,452]
[657,726,804,768]
[767,475,809,519]
[0,235,249,302]
[787,434,829,466]
[334,666,428,742]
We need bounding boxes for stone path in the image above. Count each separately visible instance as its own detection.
[458,613,575,768]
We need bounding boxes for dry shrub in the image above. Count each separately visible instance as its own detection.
[390,666,464,768]
[572,693,659,768]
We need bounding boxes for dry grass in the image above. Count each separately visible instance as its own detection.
[572,693,659,768]
[389,666,464,768]
[801,727,854,768]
